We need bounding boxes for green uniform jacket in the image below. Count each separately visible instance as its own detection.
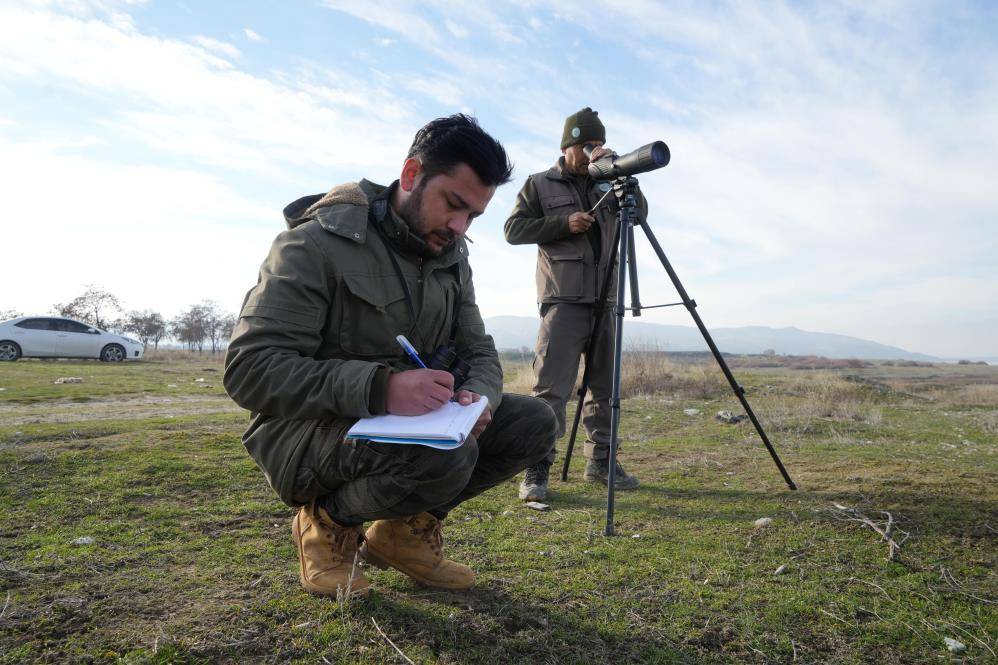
[223,180,503,505]
[504,158,647,305]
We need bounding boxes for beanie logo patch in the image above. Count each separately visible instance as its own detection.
[571,127,581,138]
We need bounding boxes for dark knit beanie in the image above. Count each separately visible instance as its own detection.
[561,107,606,150]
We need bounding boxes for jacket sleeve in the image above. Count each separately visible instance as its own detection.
[453,262,503,410]
[504,176,572,245]
[223,227,385,419]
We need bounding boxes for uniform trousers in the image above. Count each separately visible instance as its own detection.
[531,302,615,464]
[290,394,556,525]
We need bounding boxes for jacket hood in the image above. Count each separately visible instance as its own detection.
[283,179,385,233]
[281,179,468,262]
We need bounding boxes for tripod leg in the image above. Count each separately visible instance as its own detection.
[561,382,587,481]
[627,223,641,317]
[635,221,797,490]
[605,208,632,536]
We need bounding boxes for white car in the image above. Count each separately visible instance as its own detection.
[0,316,144,362]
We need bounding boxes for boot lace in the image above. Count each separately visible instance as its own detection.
[408,516,443,555]
[327,522,364,557]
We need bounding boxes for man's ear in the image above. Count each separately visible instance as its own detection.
[399,157,423,192]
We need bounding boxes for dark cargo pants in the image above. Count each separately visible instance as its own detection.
[291,393,556,525]
[532,302,615,463]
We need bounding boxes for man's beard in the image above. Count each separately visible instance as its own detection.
[399,181,455,255]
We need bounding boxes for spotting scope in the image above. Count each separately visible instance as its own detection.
[584,141,670,179]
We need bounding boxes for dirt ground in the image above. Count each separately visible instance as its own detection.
[0,394,243,426]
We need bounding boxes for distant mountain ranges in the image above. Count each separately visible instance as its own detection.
[483,315,942,361]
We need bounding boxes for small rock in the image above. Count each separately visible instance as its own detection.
[55,596,85,608]
[683,408,700,416]
[525,501,550,511]
[194,378,206,383]
[54,377,83,384]
[0,387,6,391]
[715,410,748,424]
[501,510,512,516]
[774,564,788,575]
[943,637,966,654]
[24,453,47,464]
[167,384,178,388]
[644,415,652,420]
[754,517,773,528]
[71,536,94,546]
[631,533,641,539]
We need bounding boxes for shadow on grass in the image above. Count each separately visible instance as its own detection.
[363,582,696,664]
[543,483,998,542]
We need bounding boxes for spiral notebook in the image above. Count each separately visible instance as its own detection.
[345,397,489,450]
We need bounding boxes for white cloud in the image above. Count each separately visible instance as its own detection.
[0,5,419,181]
[444,19,468,39]
[190,34,241,60]
[243,27,264,43]
[0,134,274,318]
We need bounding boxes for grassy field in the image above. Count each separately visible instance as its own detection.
[0,354,995,663]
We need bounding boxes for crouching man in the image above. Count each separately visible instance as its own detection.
[224,115,557,598]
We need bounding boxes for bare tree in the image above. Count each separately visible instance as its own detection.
[0,309,21,321]
[199,301,238,353]
[123,310,168,350]
[53,285,122,329]
[171,304,209,353]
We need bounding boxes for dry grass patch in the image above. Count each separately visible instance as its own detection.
[763,372,884,436]
[924,383,998,406]
[502,351,728,400]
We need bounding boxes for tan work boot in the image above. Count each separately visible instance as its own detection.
[291,502,370,598]
[362,513,475,590]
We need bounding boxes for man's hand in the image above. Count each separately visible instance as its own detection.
[588,145,614,161]
[386,369,454,415]
[455,389,492,437]
[568,211,595,234]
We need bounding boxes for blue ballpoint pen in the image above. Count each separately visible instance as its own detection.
[395,334,428,368]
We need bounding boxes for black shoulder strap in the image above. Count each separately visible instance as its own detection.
[370,199,418,325]
[370,198,464,348]
[448,261,464,346]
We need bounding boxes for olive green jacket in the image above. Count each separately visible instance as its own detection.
[223,180,502,505]
[504,158,647,305]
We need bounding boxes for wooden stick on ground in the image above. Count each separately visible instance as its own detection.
[828,504,909,561]
[372,617,416,665]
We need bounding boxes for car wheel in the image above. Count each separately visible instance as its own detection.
[0,341,21,361]
[100,344,126,362]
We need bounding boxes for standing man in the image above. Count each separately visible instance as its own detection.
[505,107,645,503]
[224,115,557,599]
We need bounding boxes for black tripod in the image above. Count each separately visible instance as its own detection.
[560,175,797,536]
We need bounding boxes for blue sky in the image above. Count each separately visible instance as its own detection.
[0,0,996,357]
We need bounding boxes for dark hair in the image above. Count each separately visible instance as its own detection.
[406,114,513,187]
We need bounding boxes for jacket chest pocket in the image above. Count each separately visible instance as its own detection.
[336,273,409,358]
[542,194,576,213]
